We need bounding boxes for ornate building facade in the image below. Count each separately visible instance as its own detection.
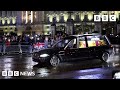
[17,11,44,35]
[0,11,44,36]
[0,11,120,36]
[0,11,17,35]
[43,11,120,35]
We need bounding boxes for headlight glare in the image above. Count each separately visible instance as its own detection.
[40,54,49,57]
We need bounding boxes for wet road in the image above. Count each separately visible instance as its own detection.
[0,45,119,79]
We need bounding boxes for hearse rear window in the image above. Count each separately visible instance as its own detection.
[87,35,107,47]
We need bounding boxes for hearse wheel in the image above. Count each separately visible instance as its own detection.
[50,55,60,67]
[101,52,109,62]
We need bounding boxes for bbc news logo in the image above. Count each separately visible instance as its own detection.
[94,15,116,22]
[2,71,35,77]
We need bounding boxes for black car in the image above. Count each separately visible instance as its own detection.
[32,34,113,67]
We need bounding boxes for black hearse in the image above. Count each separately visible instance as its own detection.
[32,34,113,67]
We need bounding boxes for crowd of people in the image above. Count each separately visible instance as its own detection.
[0,33,68,48]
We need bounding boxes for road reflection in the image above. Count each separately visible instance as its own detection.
[0,45,119,79]
[75,74,104,79]
[37,68,50,77]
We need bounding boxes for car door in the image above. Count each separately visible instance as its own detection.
[86,35,99,58]
[63,38,79,61]
[76,36,90,60]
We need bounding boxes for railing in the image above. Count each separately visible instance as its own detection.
[0,44,33,55]
[0,43,43,55]
[0,42,51,55]
[5,45,20,54]
[21,45,33,54]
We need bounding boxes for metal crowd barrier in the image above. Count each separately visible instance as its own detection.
[21,45,32,54]
[5,45,20,54]
[0,42,52,55]
[0,44,33,55]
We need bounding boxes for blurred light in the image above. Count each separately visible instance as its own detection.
[78,68,102,73]
[12,17,16,24]
[17,33,22,36]
[37,68,49,77]
[56,15,59,22]
[71,15,75,20]
[64,14,68,22]
[2,19,5,25]
[115,11,119,19]
[88,13,93,21]
[49,15,53,22]
[4,58,13,63]
[37,38,40,40]
[113,72,120,79]
[26,65,33,69]
[35,35,37,37]
[7,18,10,24]
[44,32,48,35]
[3,58,13,71]
[76,74,103,79]
[40,54,49,57]
[31,11,33,23]
[110,34,113,35]
[116,35,119,37]
[26,11,28,23]
[31,37,34,39]
[38,68,49,73]
[4,63,11,68]
[81,13,84,21]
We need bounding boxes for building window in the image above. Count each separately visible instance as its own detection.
[46,16,50,22]
[59,15,64,22]
[75,14,80,22]
[84,15,88,21]
[79,36,86,48]
[53,17,57,22]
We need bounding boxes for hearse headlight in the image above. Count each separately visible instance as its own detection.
[40,54,50,57]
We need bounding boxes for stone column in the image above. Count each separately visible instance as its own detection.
[16,11,22,25]
[94,22,101,34]
[66,11,74,35]
[51,23,56,37]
